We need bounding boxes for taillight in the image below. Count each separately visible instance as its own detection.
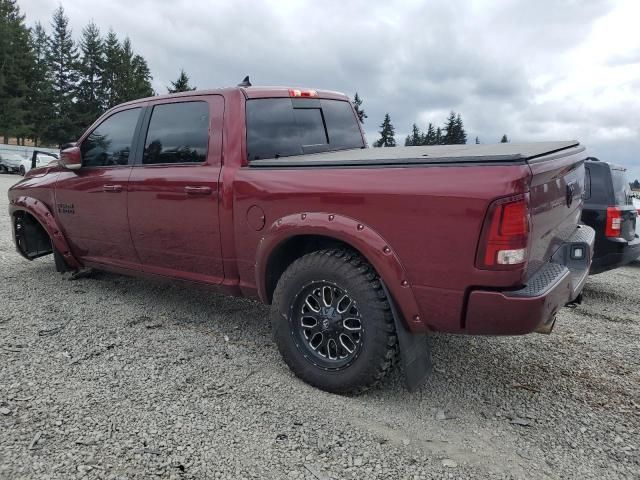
[605,206,622,237]
[289,89,318,98]
[476,194,530,270]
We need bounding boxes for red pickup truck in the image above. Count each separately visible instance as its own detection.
[8,85,595,393]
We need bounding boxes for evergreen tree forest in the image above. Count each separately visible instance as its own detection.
[401,111,469,146]
[0,1,155,146]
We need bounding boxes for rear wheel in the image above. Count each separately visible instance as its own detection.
[271,249,398,394]
[19,165,26,176]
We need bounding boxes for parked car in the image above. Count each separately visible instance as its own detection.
[7,84,594,393]
[0,153,25,174]
[19,151,59,176]
[580,158,640,274]
[633,196,640,259]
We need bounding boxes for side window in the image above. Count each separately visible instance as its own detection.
[584,166,591,200]
[143,102,209,165]
[81,108,140,167]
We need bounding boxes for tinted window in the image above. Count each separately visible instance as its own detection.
[143,102,209,165]
[611,168,631,205]
[293,108,327,146]
[323,100,365,149]
[584,166,591,200]
[246,98,363,161]
[81,108,140,167]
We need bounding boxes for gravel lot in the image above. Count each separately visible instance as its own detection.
[0,173,638,480]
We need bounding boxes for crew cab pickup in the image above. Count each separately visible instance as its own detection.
[8,85,595,393]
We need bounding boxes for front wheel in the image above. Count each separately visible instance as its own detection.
[271,249,398,394]
[19,165,26,176]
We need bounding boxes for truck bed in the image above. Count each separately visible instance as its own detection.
[249,141,583,168]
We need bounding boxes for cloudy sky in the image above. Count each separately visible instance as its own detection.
[18,0,640,180]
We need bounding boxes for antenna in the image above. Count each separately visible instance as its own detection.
[238,76,252,87]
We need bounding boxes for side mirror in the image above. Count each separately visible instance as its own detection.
[60,146,82,170]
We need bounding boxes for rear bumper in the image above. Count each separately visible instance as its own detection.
[465,225,595,335]
[590,237,640,274]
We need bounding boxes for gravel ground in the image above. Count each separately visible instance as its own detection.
[0,173,638,480]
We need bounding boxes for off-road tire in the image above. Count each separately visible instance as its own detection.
[271,249,398,394]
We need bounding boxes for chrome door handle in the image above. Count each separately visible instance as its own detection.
[103,184,123,192]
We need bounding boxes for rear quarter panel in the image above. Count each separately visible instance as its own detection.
[231,163,531,332]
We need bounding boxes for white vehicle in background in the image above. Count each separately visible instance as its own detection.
[0,153,25,174]
[19,151,59,176]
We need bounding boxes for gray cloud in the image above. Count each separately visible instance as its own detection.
[18,0,640,179]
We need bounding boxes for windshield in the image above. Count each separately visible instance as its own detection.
[246,98,364,161]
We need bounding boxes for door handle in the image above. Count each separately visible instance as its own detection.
[184,186,213,195]
[103,184,123,193]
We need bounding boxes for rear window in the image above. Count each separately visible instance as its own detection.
[246,98,363,161]
[611,168,632,205]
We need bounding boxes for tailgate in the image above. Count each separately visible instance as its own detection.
[526,148,586,280]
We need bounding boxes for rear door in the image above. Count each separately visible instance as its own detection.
[127,95,225,284]
[54,107,143,267]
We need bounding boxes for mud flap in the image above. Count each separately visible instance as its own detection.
[53,246,71,273]
[382,284,432,391]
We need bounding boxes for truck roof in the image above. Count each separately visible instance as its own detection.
[250,141,584,168]
[117,86,349,108]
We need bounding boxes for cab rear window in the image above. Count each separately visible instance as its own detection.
[246,98,363,161]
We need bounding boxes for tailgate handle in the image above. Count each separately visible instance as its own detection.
[103,184,123,193]
[184,185,212,195]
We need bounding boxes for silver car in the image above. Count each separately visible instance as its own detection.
[0,153,25,174]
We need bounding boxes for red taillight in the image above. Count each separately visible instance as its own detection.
[605,206,622,238]
[476,194,530,270]
[289,88,318,98]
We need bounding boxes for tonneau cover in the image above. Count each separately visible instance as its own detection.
[250,140,583,167]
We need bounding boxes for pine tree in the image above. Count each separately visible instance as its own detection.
[76,21,104,127]
[404,123,422,146]
[0,0,33,144]
[475,136,480,144]
[454,113,467,144]
[46,5,80,145]
[373,113,396,147]
[435,126,442,145]
[101,29,121,109]
[167,69,195,93]
[26,21,53,145]
[441,111,456,145]
[423,123,436,145]
[130,54,154,99]
[353,92,366,123]
[117,37,135,101]
[500,134,509,143]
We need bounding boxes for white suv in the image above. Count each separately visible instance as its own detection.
[19,152,59,175]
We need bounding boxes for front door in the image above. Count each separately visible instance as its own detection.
[54,107,143,267]
[127,96,224,284]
